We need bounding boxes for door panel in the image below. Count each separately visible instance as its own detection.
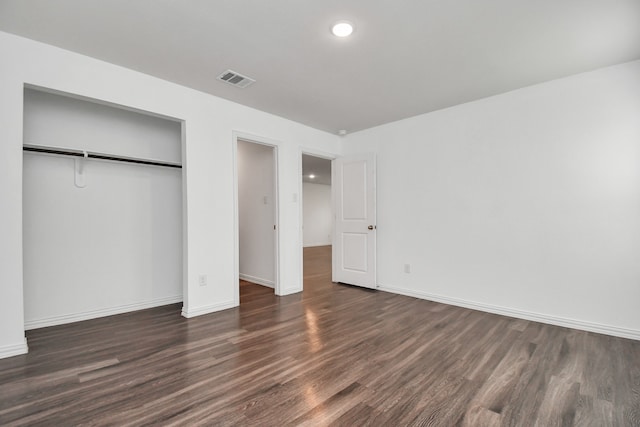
[342,233,368,272]
[333,153,376,288]
[341,162,367,219]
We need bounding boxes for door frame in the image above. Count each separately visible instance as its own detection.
[298,147,337,290]
[233,131,281,303]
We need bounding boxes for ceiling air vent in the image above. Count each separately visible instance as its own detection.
[217,70,256,88]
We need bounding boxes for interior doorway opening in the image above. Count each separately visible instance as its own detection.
[237,138,278,301]
[301,153,333,287]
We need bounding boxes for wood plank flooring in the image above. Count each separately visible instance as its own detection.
[1,245,639,426]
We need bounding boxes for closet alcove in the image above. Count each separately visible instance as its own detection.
[22,88,184,329]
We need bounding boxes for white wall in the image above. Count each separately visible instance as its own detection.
[343,60,640,339]
[0,31,340,359]
[303,182,332,247]
[238,140,275,287]
[23,89,182,329]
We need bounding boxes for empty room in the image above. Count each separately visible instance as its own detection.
[0,1,639,426]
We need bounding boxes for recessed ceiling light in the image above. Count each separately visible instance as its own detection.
[331,21,353,37]
[309,174,316,179]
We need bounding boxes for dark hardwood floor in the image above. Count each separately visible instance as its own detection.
[1,245,639,426]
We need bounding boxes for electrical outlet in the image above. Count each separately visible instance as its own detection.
[199,274,208,286]
[404,264,411,274]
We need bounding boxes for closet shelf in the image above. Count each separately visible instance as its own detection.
[23,144,182,169]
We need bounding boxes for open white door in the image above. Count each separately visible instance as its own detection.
[332,153,376,289]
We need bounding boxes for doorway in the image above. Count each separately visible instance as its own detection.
[236,138,279,302]
[301,153,333,286]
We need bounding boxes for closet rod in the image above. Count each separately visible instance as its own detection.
[23,144,182,169]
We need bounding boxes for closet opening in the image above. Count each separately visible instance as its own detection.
[22,87,184,330]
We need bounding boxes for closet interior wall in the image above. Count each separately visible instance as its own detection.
[237,139,276,288]
[22,88,183,329]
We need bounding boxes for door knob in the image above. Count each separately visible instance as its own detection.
[368,225,374,230]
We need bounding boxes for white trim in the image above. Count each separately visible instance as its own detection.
[180,120,189,313]
[271,143,281,295]
[239,273,274,288]
[303,242,332,248]
[232,132,240,307]
[378,284,640,341]
[181,300,236,318]
[0,338,28,359]
[25,295,183,330]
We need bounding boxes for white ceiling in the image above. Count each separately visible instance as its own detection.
[1,1,639,134]
[302,155,331,186]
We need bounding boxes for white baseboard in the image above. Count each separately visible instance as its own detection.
[181,300,236,318]
[0,338,29,359]
[239,274,301,295]
[239,273,274,288]
[303,243,332,248]
[378,284,640,341]
[24,295,183,330]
